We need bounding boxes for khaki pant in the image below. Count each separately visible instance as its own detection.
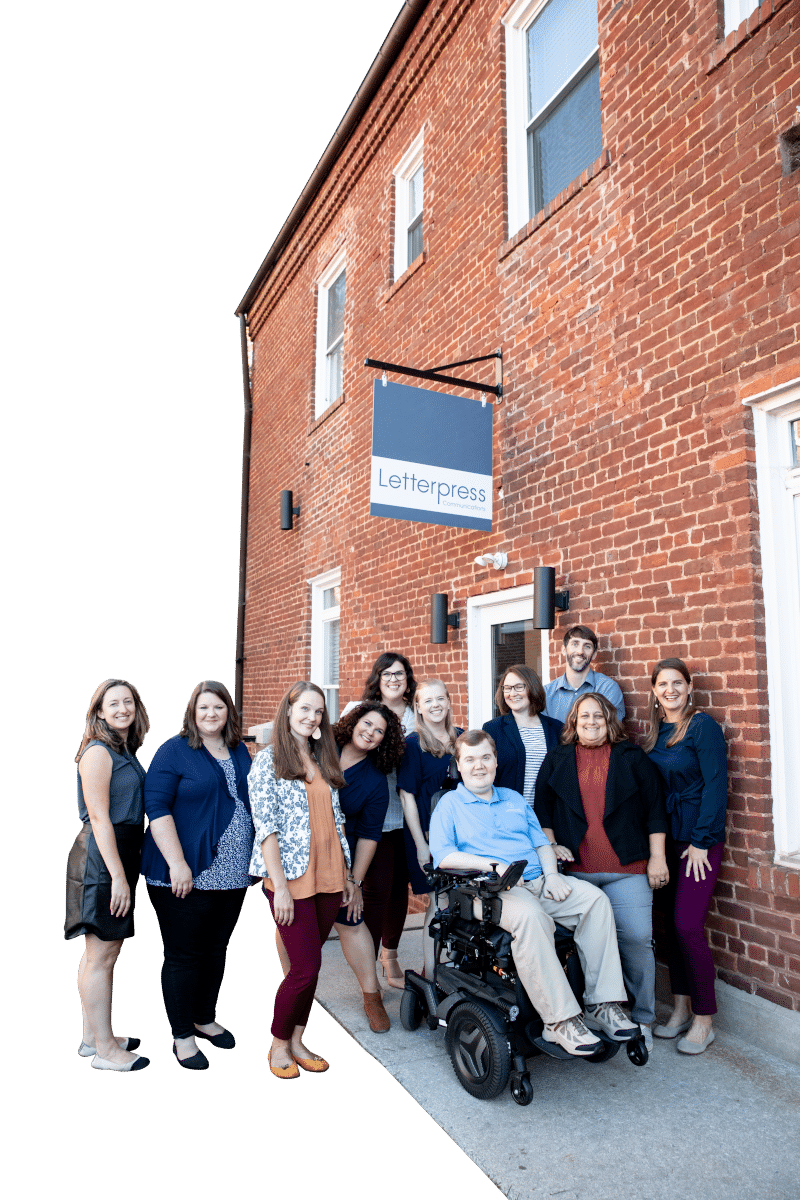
[474,875,626,1025]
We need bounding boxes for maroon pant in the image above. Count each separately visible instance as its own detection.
[661,840,724,1015]
[264,887,342,1039]
[362,828,409,956]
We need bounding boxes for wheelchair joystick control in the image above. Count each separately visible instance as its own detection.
[488,863,500,881]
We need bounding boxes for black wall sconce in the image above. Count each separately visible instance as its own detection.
[533,566,569,630]
[431,593,460,644]
[280,490,301,531]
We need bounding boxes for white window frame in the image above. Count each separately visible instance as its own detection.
[744,378,800,864]
[309,567,341,721]
[724,0,759,37]
[502,0,600,237]
[393,129,425,281]
[466,585,550,728]
[314,250,346,419]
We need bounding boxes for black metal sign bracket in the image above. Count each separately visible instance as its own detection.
[364,348,502,402]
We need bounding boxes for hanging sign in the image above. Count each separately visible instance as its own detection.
[370,380,493,531]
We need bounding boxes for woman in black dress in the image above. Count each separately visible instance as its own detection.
[65,679,150,1072]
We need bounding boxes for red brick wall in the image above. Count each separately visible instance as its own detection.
[241,0,800,1007]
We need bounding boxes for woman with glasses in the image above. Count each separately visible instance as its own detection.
[482,665,563,808]
[347,652,417,988]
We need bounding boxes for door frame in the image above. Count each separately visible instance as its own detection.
[466,585,551,728]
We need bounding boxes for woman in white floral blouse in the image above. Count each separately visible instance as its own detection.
[249,682,354,1079]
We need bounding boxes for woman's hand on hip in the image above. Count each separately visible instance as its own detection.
[272,884,294,926]
[169,861,194,899]
[647,854,669,890]
[109,873,131,919]
[681,844,710,882]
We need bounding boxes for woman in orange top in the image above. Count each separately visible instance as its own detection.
[248,682,354,1079]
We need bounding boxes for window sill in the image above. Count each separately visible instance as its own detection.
[385,251,426,303]
[307,392,346,436]
[707,0,787,74]
[498,150,611,262]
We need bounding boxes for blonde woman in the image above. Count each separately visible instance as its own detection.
[397,679,463,978]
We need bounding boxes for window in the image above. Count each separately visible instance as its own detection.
[309,568,341,721]
[314,251,346,418]
[503,0,602,234]
[466,586,550,727]
[744,379,800,864]
[393,129,424,280]
[724,0,760,37]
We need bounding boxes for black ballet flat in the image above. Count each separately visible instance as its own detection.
[173,1042,209,1070]
[194,1026,235,1049]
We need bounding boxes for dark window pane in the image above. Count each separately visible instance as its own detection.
[408,215,423,263]
[326,269,346,350]
[529,63,601,214]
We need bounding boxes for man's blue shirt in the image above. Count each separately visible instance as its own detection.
[429,782,549,881]
[543,668,625,722]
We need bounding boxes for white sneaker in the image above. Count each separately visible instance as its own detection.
[543,1015,603,1056]
[641,1023,653,1052]
[584,1001,639,1041]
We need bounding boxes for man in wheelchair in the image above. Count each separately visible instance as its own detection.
[428,730,639,1057]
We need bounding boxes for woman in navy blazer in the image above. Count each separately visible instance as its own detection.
[142,681,253,1070]
[482,664,563,804]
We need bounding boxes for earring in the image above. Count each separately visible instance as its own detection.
[311,727,322,741]
[687,693,693,706]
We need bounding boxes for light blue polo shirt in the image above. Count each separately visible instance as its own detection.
[429,783,549,882]
[543,669,625,723]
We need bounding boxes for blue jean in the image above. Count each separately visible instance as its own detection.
[569,871,655,1025]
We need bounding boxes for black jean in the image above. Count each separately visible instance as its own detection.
[147,884,246,1039]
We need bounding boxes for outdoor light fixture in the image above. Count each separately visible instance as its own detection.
[532,566,569,630]
[474,552,508,570]
[280,490,301,531]
[431,593,460,644]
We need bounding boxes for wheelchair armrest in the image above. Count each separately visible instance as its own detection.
[425,863,483,881]
[482,860,528,893]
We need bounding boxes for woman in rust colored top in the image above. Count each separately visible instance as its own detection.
[248,682,354,1079]
[534,693,668,1049]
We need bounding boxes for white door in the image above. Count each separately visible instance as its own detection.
[466,585,550,728]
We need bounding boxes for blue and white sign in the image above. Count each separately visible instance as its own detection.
[370,380,493,531]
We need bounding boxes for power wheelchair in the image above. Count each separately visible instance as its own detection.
[400,859,649,1106]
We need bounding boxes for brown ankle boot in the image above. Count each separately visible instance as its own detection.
[363,991,390,1033]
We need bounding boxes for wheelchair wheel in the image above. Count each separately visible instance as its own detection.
[445,1001,511,1101]
[626,1037,649,1066]
[400,986,425,1031]
[510,1075,534,1106]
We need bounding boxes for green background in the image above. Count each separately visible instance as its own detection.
[1,4,501,1195]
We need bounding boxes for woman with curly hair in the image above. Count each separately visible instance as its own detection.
[534,692,668,1049]
[330,701,406,1030]
[347,651,418,987]
[66,678,151,1072]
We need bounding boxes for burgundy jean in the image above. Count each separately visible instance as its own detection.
[264,887,342,1039]
[362,828,409,956]
[660,839,724,1015]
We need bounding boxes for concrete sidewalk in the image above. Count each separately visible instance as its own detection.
[316,918,800,1200]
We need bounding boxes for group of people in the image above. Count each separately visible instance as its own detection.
[65,626,728,1076]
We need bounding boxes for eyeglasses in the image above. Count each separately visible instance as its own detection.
[381,671,406,681]
[502,684,527,695]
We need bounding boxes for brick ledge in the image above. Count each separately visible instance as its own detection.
[306,392,346,436]
[498,150,611,261]
[384,251,426,303]
[706,0,789,75]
